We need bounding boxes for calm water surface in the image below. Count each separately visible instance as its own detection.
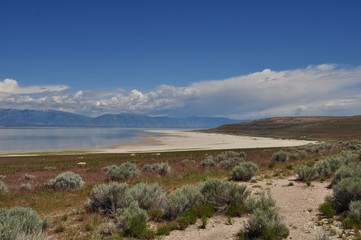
[0,127,154,152]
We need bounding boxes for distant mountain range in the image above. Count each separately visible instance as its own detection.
[0,109,241,128]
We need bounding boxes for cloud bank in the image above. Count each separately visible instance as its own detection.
[1,64,361,118]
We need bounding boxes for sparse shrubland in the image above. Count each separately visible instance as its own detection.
[0,207,49,240]
[230,162,259,181]
[143,162,170,175]
[295,150,359,182]
[47,171,84,190]
[104,162,139,181]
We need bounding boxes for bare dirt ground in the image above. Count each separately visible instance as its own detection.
[164,177,338,240]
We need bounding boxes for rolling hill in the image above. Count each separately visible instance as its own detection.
[206,116,361,140]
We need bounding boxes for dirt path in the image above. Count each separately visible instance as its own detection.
[163,177,338,240]
[163,215,247,240]
[250,177,337,240]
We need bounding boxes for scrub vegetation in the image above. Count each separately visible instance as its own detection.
[0,139,360,239]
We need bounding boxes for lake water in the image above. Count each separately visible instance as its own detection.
[0,127,157,153]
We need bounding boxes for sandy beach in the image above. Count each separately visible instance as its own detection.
[98,130,316,153]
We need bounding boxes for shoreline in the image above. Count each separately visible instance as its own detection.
[95,129,317,153]
[0,130,317,156]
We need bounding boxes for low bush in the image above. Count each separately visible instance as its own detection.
[86,182,133,215]
[291,150,308,160]
[0,207,49,240]
[214,151,246,162]
[116,202,154,238]
[104,162,139,181]
[318,201,336,218]
[0,180,7,193]
[24,174,36,180]
[230,162,259,181]
[343,200,361,229]
[248,191,276,212]
[200,179,250,211]
[349,200,361,221]
[192,204,215,218]
[180,159,195,166]
[200,157,216,168]
[20,183,32,192]
[330,163,361,186]
[47,171,84,190]
[332,177,361,213]
[129,182,167,211]
[219,157,245,170]
[295,165,318,181]
[143,162,170,175]
[156,221,178,236]
[314,161,333,180]
[271,151,289,162]
[240,208,289,240]
[165,185,203,219]
[176,209,198,230]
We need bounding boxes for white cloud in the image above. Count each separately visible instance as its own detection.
[1,64,361,118]
[0,79,69,94]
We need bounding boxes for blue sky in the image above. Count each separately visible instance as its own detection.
[0,0,361,118]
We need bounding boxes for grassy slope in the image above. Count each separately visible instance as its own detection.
[206,115,361,140]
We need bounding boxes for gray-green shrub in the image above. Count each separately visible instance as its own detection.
[143,162,170,175]
[214,151,246,162]
[0,207,49,240]
[47,171,84,190]
[271,151,289,162]
[241,208,289,240]
[248,191,276,212]
[347,200,361,222]
[200,179,250,211]
[200,157,216,168]
[331,163,361,186]
[24,174,36,180]
[116,202,150,238]
[291,150,308,160]
[20,183,32,192]
[86,182,133,215]
[165,185,203,219]
[129,182,167,211]
[230,162,259,181]
[332,177,361,213]
[104,162,139,181]
[295,165,318,181]
[0,180,7,193]
[219,157,245,170]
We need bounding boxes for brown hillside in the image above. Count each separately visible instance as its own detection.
[206,116,361,140]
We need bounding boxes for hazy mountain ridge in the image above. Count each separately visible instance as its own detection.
[0,109,240,128]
